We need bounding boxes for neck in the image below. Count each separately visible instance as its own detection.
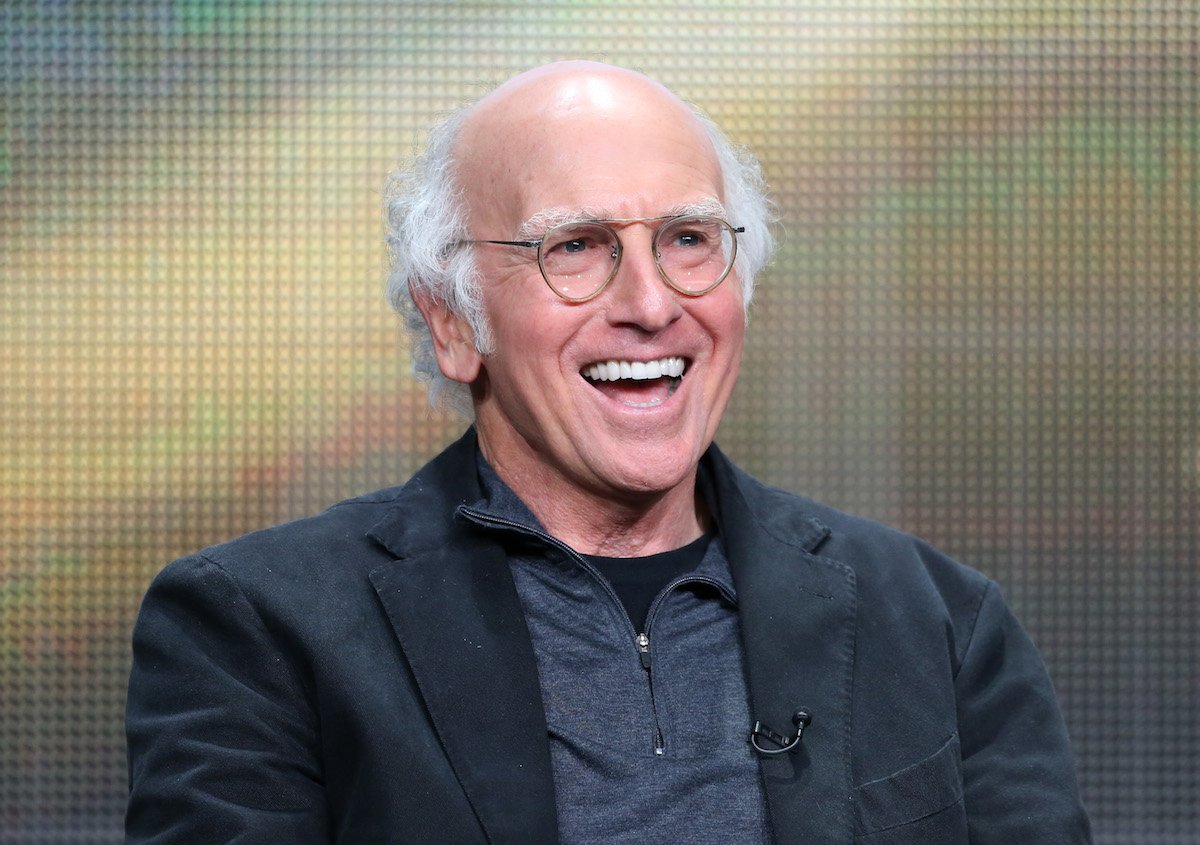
[477,435,709,558]
[542,484,708,558]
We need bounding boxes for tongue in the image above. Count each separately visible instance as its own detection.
[591,377,674,406]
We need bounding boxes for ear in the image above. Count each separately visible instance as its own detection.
[410,284,484,384]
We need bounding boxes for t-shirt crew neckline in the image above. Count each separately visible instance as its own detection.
[582,532,715,633]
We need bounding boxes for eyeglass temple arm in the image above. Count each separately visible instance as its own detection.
[462,238,541,249]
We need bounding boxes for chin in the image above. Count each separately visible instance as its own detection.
[593,444,702,498]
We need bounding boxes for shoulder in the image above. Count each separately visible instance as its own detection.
[140,487,408,626]
[215,483,408,553]
[146,430,482,612]
[798,492,989,602]
[194,486,406,574]
[709,446,992,625]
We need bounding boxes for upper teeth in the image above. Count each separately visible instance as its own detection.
[584,356,686,382]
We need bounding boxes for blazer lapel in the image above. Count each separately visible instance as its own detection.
[706,451,858,844]
[365,435,558,845]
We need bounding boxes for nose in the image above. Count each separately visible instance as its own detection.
[602,230,683,332]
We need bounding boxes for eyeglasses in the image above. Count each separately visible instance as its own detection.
[458,214,744,303]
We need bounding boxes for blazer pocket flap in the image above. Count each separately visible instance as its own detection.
[853,732,964,834]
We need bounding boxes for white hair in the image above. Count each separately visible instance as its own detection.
[383,98,775,419]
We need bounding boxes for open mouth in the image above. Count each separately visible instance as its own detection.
[581,356,686,408]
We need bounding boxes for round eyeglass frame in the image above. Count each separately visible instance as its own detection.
[457,214,744,303]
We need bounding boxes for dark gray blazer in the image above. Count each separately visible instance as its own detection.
[126,429,1091,843]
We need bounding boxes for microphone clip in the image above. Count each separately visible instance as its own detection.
[749,710,812,756]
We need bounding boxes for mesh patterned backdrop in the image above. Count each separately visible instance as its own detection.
[2,1,1197,841]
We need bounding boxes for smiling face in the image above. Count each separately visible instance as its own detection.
[416,63,746,552]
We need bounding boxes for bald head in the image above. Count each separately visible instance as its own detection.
[458,61,700,145]
[459,61,714,162]
[453,62,724,239]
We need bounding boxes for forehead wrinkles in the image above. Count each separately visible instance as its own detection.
[516,198,729,240]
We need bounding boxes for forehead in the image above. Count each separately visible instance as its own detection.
[455,69,724,232]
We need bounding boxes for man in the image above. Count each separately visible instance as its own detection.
[126,62,1091,843]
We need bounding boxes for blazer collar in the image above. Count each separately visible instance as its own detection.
[700,447,858,843]
[366,428,559,845]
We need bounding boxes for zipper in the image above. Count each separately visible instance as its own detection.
[460,505,725,757]
[634,631,664,754]
[636,573,731,757]
[635,632,652,669]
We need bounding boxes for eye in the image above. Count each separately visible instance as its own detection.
[661,217,722,247]
[539,222,619,284]
[657,217,723,258]
[541,223,616,263]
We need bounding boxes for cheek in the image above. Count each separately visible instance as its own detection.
[703,304,747,396]
[480,293,583,386]
[701,291,747,351]
[481,289,539,352]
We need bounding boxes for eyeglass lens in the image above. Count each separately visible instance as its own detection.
[539,216,734,301]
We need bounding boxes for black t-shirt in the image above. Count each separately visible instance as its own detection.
[583,532,714,633]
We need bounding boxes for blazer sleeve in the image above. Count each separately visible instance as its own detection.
[954,580,1092,843]
[126,554,329,844]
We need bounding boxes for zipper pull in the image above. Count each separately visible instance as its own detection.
[636,632,652,669]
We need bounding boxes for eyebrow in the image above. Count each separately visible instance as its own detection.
[515,198,728,240]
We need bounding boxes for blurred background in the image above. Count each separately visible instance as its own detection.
[2,1,1196,841]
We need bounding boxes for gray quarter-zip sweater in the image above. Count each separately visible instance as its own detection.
[463,459,771,844]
